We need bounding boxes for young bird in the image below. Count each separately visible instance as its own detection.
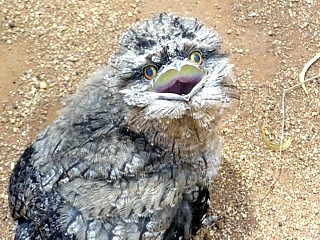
[9,13,238,239]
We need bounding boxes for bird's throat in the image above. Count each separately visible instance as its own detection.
[128,113,213,158]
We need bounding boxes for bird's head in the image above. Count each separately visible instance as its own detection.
[111,13,238,157]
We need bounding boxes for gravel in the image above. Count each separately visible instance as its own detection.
[0,0,319,239]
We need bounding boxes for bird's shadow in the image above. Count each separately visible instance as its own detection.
[195,159,256,239]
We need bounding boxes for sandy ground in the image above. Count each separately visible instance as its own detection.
[0,0,319,239]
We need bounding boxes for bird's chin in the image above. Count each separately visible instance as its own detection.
[152,64,206,102]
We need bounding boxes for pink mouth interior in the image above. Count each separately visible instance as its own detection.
[155,76,202,95]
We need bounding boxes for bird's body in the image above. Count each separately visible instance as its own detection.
[9,13,238,239]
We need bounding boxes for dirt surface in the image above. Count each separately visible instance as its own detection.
[0,0,319,239]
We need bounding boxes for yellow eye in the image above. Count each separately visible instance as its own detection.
[189,51,203,65]
[143,65,157,80]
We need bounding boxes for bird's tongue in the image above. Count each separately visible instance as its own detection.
[152,65,203,95]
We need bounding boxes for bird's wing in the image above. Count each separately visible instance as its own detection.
[8,122,191,239]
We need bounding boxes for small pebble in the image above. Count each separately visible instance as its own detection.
[268,30,274,36]
[8,20,15,28]
[39,81,47,89]
[11,162,15,170]
[1,118,8,123]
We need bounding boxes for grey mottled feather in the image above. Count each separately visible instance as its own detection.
[9,13,238,240]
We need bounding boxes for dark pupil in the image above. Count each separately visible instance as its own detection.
[146,68,153,77]
[194,54,200,62]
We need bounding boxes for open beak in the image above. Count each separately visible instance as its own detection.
[152,64,205,101]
